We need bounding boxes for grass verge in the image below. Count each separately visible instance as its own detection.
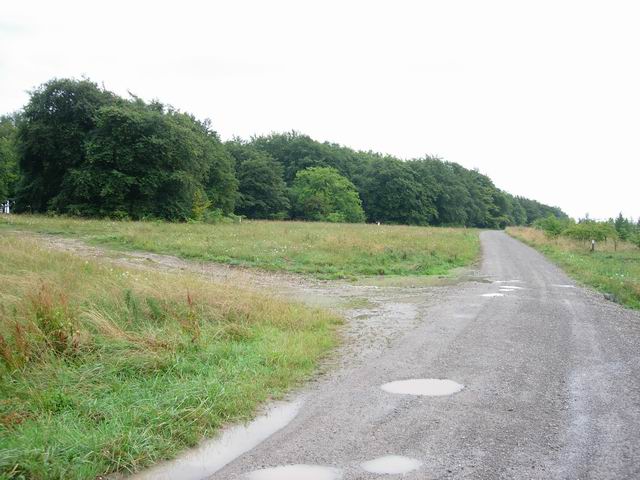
[507,227,640,309]
[0,233,340,479]
[0,215,480,279]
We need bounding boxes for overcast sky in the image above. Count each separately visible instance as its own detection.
[2,0,638,220]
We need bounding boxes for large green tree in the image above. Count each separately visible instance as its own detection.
[61,101,236,220]
[15,78,115,212]
[290,167,365,223]
[14,79,236,220]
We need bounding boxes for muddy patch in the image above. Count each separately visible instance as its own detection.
[246,464,342,480]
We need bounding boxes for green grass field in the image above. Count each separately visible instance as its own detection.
[0,215,480,279]
[0,233,340,479]
[508,227,640,309]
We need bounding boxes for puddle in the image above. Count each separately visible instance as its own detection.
[481,293,504,297]
[360,455,422,475]
[381,378,464,396]
[246,464,342,480]
[129,399,303,480]
[552,284,575,288]
[496,286,525,293]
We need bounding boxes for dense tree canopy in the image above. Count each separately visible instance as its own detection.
[13,79,235,220]
[243,132,567,227]
[357,157,436,225]
[15,78,115,212]
[4,77,569,225]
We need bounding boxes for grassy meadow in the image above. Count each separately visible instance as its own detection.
[508,227,640,309]
[0,233,340,479]
[0,215,480,279]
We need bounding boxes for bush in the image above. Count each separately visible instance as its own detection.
[533,215,569,237]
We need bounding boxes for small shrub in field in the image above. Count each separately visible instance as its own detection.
[533,215,570,237]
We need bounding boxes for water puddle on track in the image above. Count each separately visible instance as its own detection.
[246,464,342,480]
[552,284,575,288]
[481,293,504,297]
[360,455,422,475]
[381,378,464,396]
[129,399,303,480]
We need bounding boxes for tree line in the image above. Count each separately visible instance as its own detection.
[535,213,640,249]
[0,78,567,226]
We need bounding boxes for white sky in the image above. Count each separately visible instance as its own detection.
[1,0,638,220]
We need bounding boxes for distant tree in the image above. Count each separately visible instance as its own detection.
[534,215,571,237]
[614,213,632,241]
[226,141,290,219]
[290,167,365,223]
[0,114,19,202]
